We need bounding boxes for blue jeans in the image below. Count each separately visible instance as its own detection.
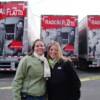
[26,95,45,100]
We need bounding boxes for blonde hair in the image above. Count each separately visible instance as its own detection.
[47,41,63,60]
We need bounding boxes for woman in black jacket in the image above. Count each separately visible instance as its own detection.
[47,41,81,100]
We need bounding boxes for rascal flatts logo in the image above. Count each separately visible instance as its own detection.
[0,2,27,18]
[42,15,77,29]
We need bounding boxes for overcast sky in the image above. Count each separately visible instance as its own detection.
[1,0,100,41]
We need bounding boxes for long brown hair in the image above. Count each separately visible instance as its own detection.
[28,39,45,55]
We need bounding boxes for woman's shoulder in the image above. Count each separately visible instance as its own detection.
[21,55,30,60]
[58,59,72,67]
[60,59,73,69]
[20,55,33,62]
[59,58,72,64]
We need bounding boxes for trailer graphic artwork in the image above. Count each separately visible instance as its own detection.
[41,15,78,56]
[88,16,100,58]
[0,1,28,71]
[0,2,27,56]
[79,15,100,67]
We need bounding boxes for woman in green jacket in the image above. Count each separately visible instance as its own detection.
[12,39,51,100]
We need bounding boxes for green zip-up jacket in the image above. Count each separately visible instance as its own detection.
[12,55,46,100]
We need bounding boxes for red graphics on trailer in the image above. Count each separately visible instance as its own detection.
[88,15,100,30]
[0,1,28,71]
[41,15,78,57]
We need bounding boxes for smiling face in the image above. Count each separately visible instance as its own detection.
[49,45,58,60]
[34,40,45,56]
[48,42,63,60]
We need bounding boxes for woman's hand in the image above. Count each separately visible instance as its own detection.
[61,56,72,62]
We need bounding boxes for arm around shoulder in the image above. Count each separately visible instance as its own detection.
[61,55,72,62]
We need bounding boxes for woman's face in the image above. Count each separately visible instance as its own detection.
[34,41,45,56]
[49,45,58,59]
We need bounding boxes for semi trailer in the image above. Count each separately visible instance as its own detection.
[78,15,100,68]
[41,15,78,58]
[0,1,29,71]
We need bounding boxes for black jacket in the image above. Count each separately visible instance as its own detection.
[47,59,81,100]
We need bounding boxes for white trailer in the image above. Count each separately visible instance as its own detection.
[0,1,29,71]
[41,15,78,56]
[41,15,78,65]
[78,15,100,68]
